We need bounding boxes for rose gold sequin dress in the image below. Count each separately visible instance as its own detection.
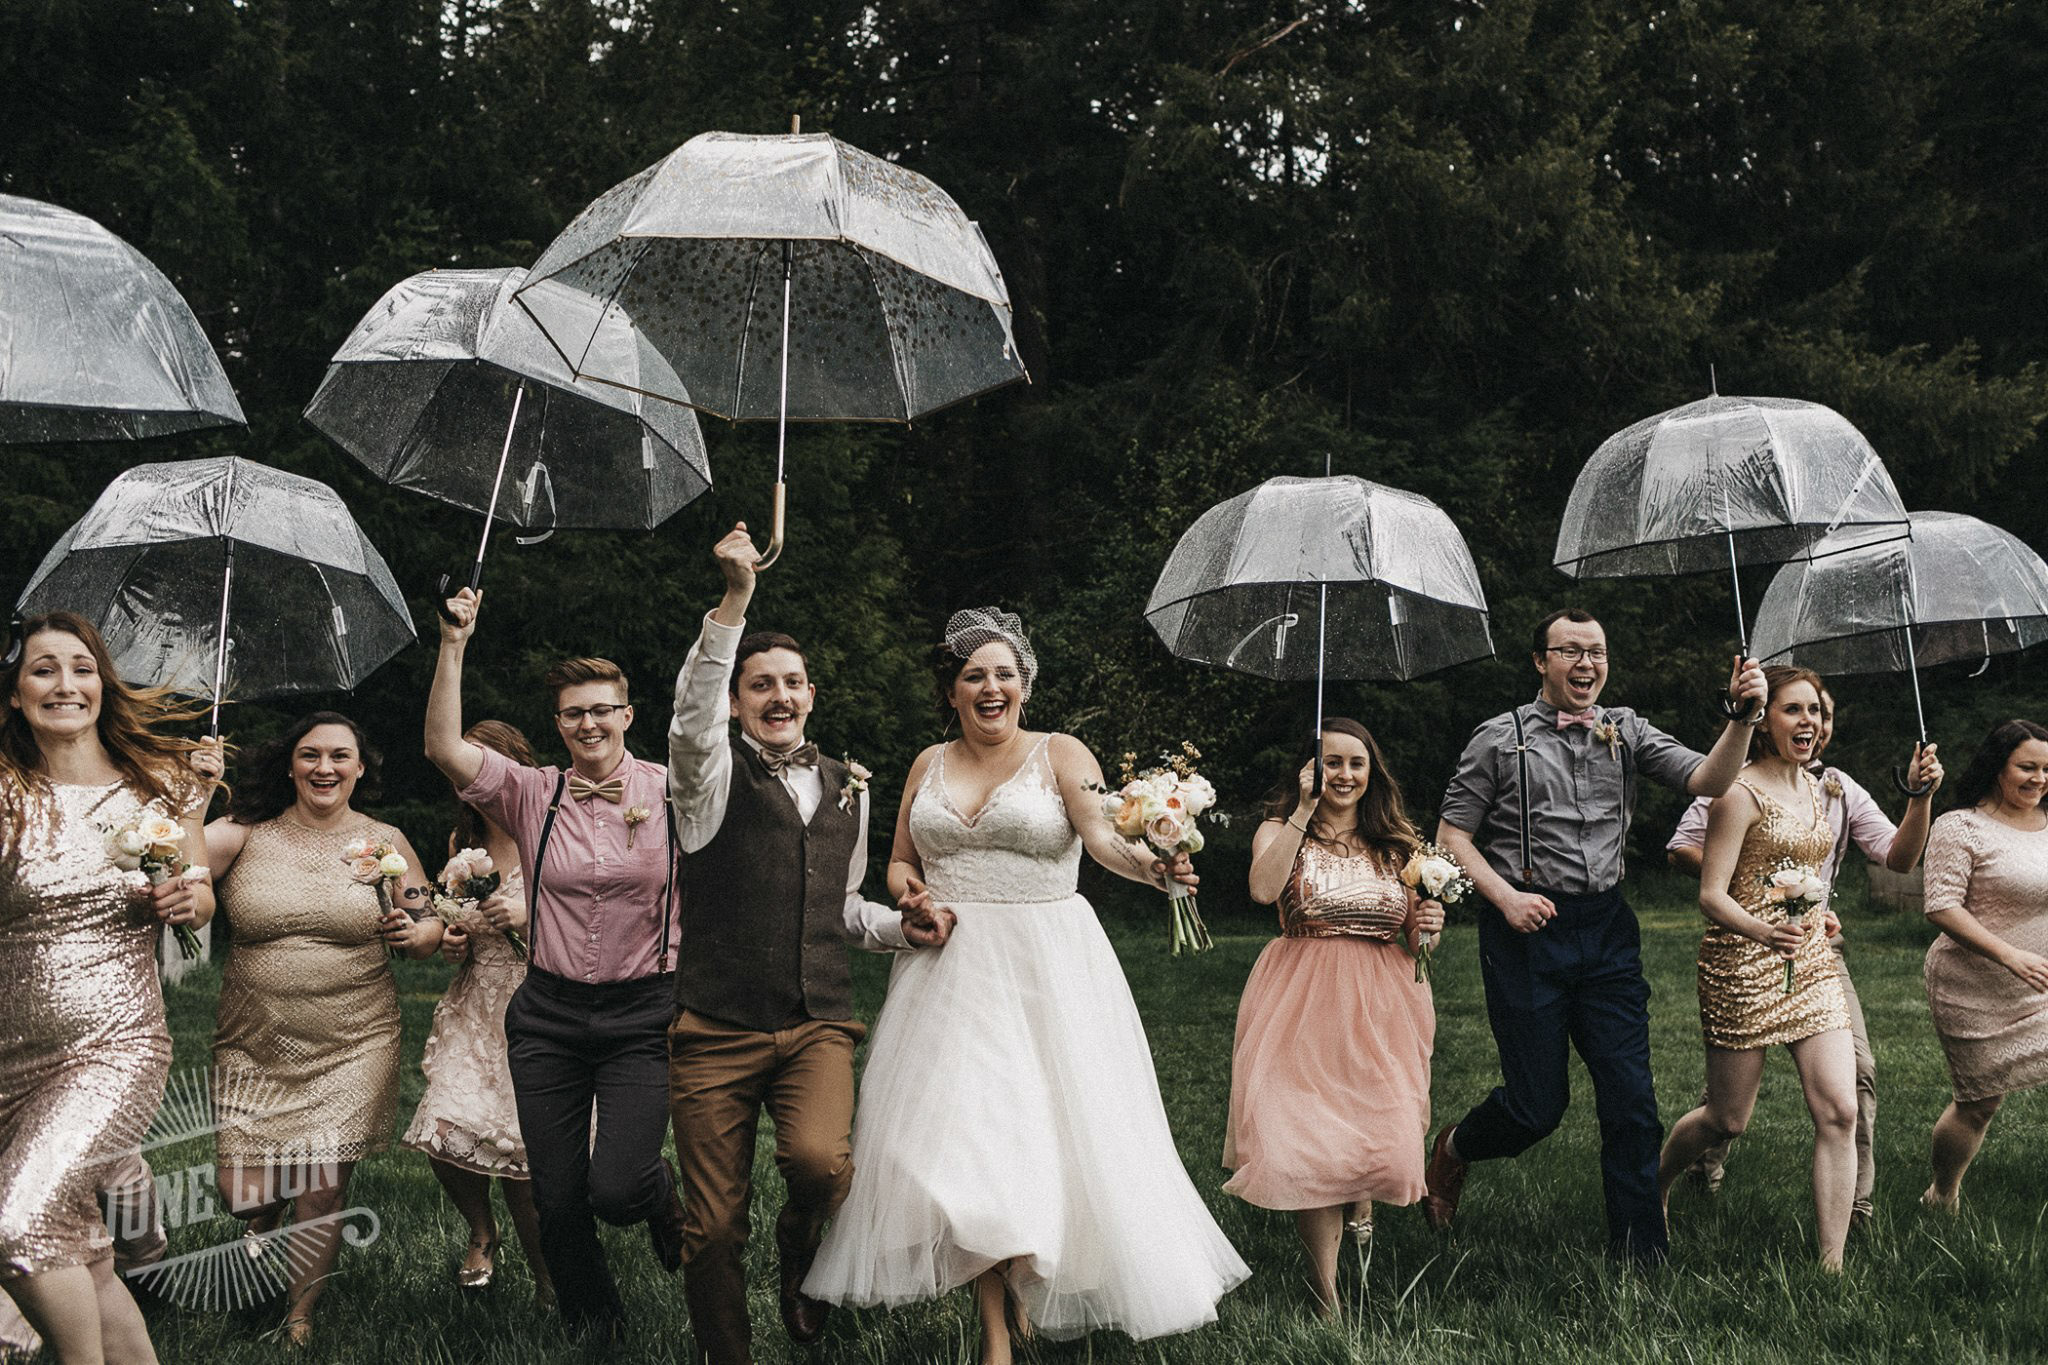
[402,870,529,1176]
[1222,840,1434,1209]
[0,781,175,1277]
[212,816,402,1164]
[1922,809,2048,1102]
[1696,774,1849,1050]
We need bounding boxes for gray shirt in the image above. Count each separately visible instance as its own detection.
[1439,696,1706,895]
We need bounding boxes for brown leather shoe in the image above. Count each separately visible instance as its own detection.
[778,1261,829,1344]
[648,1158,685,1274]
[1421,1126,1466,1231]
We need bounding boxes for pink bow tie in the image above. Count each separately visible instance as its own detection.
[1555,710,1598,731]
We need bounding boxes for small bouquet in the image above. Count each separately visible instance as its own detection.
[343,836,411,958]
[1759,859,1828,993]
[1399,842,1474,982]
[437,847,527,961]
[1097,742,1223,957]
[104,813,206,959]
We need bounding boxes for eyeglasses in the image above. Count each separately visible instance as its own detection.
[1544,645,1608,663]
[555,704,626,724]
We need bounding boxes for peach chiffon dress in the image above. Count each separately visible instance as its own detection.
[1222,839,1435,1210]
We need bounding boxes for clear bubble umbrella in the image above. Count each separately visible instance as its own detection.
[1753,510,2048,793]
[1555,394,1910,712]
[16,457,415,736]
[0,193,245,442]
[513,121,1027,568]
[1147,473,1495,788]
[304,266,710,606]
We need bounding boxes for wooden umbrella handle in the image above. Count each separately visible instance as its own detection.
[753,483,787,570]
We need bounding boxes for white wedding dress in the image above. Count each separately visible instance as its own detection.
[804,736,1248,1339]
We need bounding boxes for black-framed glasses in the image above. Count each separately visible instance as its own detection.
[1544,645,1608,663]
[555,703,627,723]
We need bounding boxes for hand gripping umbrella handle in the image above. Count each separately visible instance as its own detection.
[1716,693,1751,721]
[752,482,787,571]
[434,573,466,625]
[1893,764,1935,798]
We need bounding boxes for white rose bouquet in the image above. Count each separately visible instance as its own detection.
[1398,841,1473,982]
[1759,859,1828,993]
[102,812,207,959]
[343,836,412,958]
[1096,742,1225,957]
[437,848,526,960]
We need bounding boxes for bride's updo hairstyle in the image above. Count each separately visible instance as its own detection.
[931,606,1039,721]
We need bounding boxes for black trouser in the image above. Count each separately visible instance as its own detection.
[505,967,677,1329]
[1452,886,1667,1261]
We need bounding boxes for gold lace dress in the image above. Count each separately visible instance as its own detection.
[211,815,404,1164]
[0,780,178,1276]
[1697,774,1850,1050]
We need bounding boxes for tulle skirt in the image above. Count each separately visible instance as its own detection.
[1222,935,1434,1210]
[804,893,1249,1341]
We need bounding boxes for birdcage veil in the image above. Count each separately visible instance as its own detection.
[943,606,1038,702]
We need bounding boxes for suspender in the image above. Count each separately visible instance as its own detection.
[526,770,678,973]
[1506,705,1639,889]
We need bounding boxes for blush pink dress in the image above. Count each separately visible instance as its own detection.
[1222,838,1435,1210]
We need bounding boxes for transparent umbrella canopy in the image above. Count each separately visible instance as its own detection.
[1555,395,1910,688]
[16,457,415,735]
[514,124,1028,567]
[1752,510,2048,791]
[0,193,245,442]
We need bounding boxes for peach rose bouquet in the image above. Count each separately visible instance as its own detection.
[103,812,207,959]
[1097,742,1224,957]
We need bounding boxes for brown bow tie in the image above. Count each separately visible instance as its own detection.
[760,742,820,775]
[567,774,625,803]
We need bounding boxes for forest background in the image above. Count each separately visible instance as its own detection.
[4,0,2045,918]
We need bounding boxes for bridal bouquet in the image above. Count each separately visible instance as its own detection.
[103,813,206,959]
[1398,842,1474,982]
[1099,742,1222,957]
[344,837,411,957]
[437,847,527,961]
[1759,859,1828,993]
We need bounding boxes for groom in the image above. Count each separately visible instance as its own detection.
[666,523,952,1365]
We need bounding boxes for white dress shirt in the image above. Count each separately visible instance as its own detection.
[668,612,907,950]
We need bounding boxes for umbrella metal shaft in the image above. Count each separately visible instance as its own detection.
[210,540,234,739]
[1313,582,1327,798]
[754,242,794,570]
[470,380,527,589]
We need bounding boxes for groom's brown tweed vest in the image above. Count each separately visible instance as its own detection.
[676,738,861,1031]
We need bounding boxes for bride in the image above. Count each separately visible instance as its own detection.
[804,608,1247,1361]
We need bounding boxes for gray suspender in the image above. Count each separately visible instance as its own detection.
[1506,705,1638,891]
[527,774,678,973]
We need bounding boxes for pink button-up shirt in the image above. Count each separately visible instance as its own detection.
[460,746,675,983]
[1666,763,1899,887]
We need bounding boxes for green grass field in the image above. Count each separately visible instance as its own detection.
[131,869,2045,1363]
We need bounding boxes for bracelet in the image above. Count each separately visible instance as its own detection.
[1287,817,1310,833]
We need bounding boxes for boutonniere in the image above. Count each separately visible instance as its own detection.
[840,758,871,813]
[1823,774,1843,803]
[1591,718,1621,758]
[624,805,651,848]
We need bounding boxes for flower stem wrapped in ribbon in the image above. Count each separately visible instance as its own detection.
[1398,841,1474,982]
[1096,742,1225,957]
[103,813,206,959]
[1760,859,1828,993]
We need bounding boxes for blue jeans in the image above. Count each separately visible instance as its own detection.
[1451,886,1667,1261]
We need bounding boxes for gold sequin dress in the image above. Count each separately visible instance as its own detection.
[0,781,176,1277]
[211,816,402,1165]
[1697,774,1850,1050]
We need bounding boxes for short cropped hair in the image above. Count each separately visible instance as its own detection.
[544,656,629,706]
[1531,607,1600,657]
[731,632,809,695]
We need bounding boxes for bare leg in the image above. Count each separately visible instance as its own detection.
[1926,1095,2004,1209]
[973,1268,1011,1365]
[1296,1206,1345,1316]
[1657,1047,1764,1209]
[427,1159,497,1278]
[278,1161,356,1339]
[89,1257,158,1365]
[4,1264,105,1364]
[1786,1029,1858,1270]
[498,1178,552,1304]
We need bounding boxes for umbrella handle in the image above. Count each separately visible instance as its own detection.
[434,574,461,625]
[752,482,788,571]
[1716,693,1752,721]
[1893,766,1934,798]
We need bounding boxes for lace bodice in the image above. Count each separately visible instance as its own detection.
[908,736,1082,904]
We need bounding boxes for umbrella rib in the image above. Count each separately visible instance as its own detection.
[733,242,776,415]
[856,247,915,420]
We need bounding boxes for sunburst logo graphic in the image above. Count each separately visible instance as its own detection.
[123,1208,383,1312]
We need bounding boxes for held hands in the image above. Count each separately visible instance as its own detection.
[1906,742,1944,795]
[1727,654,1768,718]
[2002,947,2048,993]
[896,875,957,949]
[1500,890,1556,934]
[439,586,481,646]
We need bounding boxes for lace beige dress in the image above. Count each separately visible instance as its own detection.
[402,870,529,1176]
[1923,809,2048,1101]
[212,815,405,1164]
[1696,773,1849,1050]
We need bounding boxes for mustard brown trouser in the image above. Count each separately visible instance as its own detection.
[668,1009,864,1365]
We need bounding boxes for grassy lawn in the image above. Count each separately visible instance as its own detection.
[129,868,2044,1363]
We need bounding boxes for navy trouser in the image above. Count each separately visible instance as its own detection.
[1452,886,1668,1261]
[506,967,677,1329]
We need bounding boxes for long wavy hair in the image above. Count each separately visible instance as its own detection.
[451,719,537,852]
[1260,717,1420,864]
[226,711,382,825]
[1953,719,2048,810]
[1,612,211,822]
[1748,665,1827,762]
